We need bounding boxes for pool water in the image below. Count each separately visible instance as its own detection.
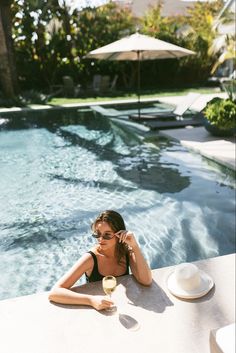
[0,108,235,300]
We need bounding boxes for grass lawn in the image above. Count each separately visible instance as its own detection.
[49,86,222,106]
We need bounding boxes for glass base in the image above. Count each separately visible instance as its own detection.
[104,305,117,315]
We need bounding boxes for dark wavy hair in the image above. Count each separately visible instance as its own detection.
[91,210,129,264]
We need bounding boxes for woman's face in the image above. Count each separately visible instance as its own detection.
[94,221,117,250]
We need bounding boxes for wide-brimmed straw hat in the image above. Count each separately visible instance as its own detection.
[167,262,214,299]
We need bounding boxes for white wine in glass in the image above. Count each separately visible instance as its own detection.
[102,276,117,310]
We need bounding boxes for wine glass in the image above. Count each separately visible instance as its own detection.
[102,275,117,312]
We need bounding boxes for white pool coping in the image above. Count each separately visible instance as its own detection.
[160,126,235,171]
[0,253,235,353]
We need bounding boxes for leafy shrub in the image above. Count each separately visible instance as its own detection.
[204,97,236,130]
[0,93,25,108]
[0,90,48,108]
[19,90,49,105]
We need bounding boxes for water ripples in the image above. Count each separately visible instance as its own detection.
[0,109,235,300]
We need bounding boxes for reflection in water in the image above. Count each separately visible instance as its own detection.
[117,162,190,193]
[0,108,235,301]
[55,116,190,194]
[119,313,140,331]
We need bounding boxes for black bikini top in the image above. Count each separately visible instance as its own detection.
[85,250,129,283]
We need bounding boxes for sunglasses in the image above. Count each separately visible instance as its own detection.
[91,232,115,240]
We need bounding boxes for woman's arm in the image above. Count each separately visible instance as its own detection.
[48,253,113,310]
[116,231,152,286]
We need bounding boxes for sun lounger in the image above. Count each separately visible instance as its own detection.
[143,113,204,130]
[90,105,125,117]
[129,93,200,121]
[90,104,165,118]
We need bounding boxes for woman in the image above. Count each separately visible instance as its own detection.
[48,210,152,310]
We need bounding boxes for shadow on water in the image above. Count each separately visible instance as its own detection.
[51,174,138,193]
[0,108,110,132]
[57,127,190,193]
[0,209,97,251]
[1,110,234,258]
[1,108,235,301]
[61,112,191,194]
[0,220,67,251]
[1,109,190,194]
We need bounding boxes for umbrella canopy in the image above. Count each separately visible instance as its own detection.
[86,32,195,60]
[85,32,195,116]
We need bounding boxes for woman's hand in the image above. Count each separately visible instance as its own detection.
[115,230,138,249]
[116,230,152,286]
[90,295,114,311]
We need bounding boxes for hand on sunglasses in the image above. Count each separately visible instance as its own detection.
[115,230,138,249]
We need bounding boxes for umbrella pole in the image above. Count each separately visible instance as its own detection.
[137,51,141,118]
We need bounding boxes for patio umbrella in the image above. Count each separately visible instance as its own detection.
[85,32,195,117]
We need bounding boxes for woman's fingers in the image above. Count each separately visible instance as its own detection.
[115,230,128,243]
[115,230,138,249]
[101,297,114,310]
[102,299,113,306]
[115,230,135,245]
[93,296,114,310]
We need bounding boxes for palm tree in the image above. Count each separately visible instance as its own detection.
[209,0,235,76]
[209,0,235,100]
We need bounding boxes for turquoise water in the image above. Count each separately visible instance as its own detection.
[0,108,235,300]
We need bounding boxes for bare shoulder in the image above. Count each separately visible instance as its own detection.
[70,252,94,272]
[79,252,94,264]
[89,245,100,256]
[53,252,95,288]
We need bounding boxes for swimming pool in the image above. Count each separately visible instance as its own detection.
[0,107,235,300]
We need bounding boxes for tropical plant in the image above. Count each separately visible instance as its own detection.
[141,0,224,86]
[176,0,224,83]
[207,0,235,102]
[1,0,232,101]
[204,97,236,132]
[11,1,135,92]
[76,2,135,89]
[12,0,76,90]
[209,0,235,76]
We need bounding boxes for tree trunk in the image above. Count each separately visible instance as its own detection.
[0,1,17,98]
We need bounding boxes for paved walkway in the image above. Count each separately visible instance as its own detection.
[158,92,227,112]
[0,92,227,115]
